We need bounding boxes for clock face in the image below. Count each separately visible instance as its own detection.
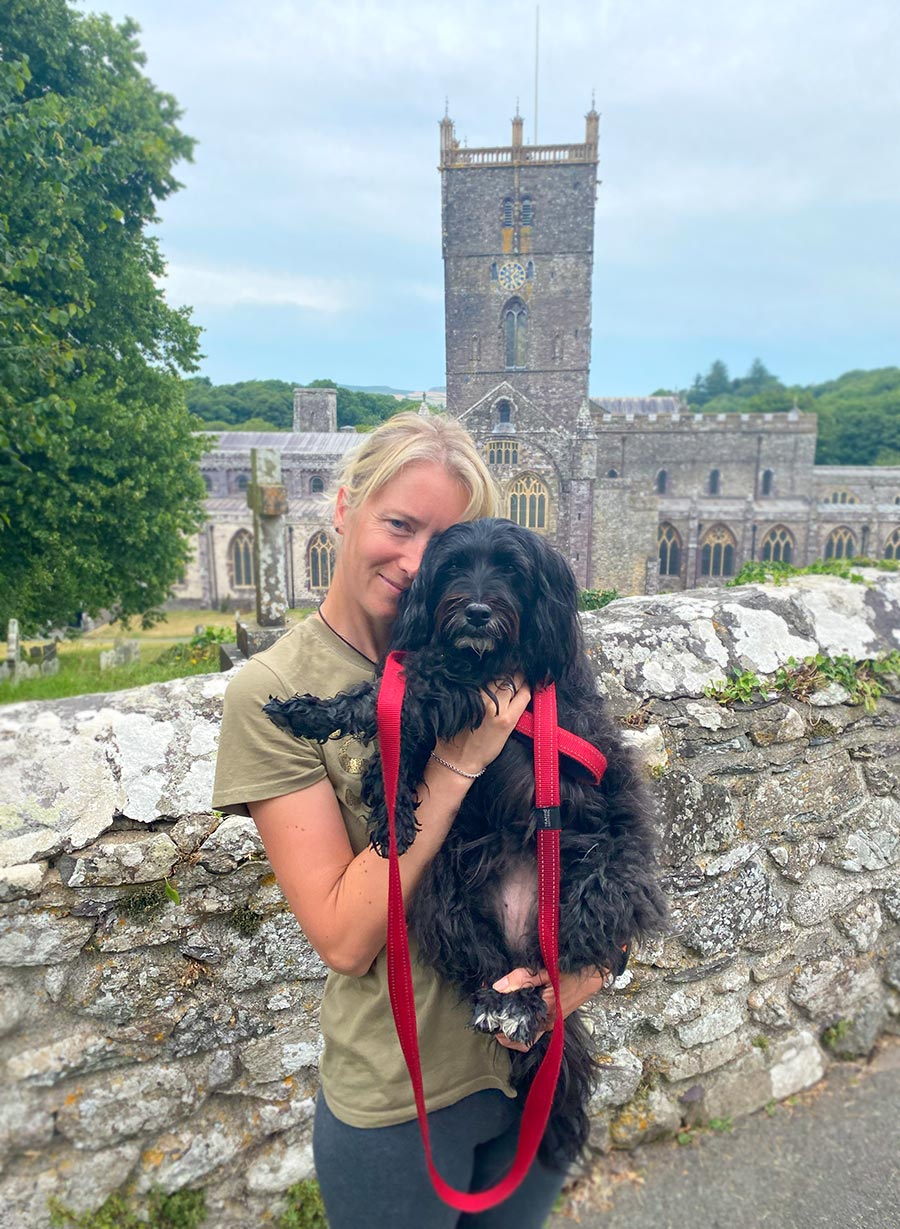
[497,261,526,292]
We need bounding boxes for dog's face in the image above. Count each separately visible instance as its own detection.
[392,518,581,683]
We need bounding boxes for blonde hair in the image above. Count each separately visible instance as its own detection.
[335,412,500,520]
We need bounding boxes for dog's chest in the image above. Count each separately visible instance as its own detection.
[495,860,537,948]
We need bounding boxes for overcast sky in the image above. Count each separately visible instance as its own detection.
[92,0,900,395]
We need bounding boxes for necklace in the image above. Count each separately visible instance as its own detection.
[317,605,377,666]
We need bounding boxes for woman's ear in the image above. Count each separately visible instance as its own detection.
[334,487,349,535]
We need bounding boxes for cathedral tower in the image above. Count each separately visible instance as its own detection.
[439,108,599,425]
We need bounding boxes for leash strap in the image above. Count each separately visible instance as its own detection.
[378,651,566,1212]
[514,707,607,785]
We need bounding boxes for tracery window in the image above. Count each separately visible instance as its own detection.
[760,525,794,564]
[230,530,254,588]
[486,439,519,466]
[503,300,527,369]
[508,474,548,531]
[658,523,682,577]
[824,526,856,560]
[884,527,900,560]
[700,524,737,577]
[655,469,669,495]
[308,530,335,591]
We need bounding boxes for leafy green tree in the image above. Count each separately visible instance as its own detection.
[0,0,205,633]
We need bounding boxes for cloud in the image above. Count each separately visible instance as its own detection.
[160,263,354,312]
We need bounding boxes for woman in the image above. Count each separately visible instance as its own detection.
[213,413,608,1228]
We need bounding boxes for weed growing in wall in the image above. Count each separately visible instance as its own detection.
[578,588,619,610]
[277,1179,329,1229]
[705,650,900,713]
[727,556,899,588]
[49,1187,206,1229]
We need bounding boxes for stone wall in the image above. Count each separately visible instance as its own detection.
[1,576,899,1227]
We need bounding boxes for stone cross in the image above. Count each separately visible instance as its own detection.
[247,448,288,628]
[6,619,18,670]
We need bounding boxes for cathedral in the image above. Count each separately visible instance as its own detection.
[180,111,900,609]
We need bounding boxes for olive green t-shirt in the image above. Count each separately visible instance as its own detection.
[212,616,513,1126]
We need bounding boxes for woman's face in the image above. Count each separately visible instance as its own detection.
[334,460,471,627]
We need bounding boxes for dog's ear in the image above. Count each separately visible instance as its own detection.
[391,550,435,650]
[523,538,582,683]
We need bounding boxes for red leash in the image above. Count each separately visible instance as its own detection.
[377,652,604,1212]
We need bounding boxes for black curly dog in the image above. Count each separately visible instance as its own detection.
[264,518,666,1167]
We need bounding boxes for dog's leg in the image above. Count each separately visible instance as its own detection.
[264,682,378,744]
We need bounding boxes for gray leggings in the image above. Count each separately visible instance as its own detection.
[313,1089,567,1229]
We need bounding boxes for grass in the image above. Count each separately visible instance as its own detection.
[0,607,313,705]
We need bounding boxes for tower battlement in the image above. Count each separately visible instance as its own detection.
[594,409,817,433]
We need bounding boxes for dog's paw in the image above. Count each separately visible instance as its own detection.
[470,986,548,1046]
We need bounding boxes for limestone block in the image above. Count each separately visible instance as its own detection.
[55,1060,210,1150]
[239,1025,323,1082]
[836,898,883,950]
[746,986,792,1029]
[0,907,95,966]
[676,996,744,1047]
[619,724,669,773]
[1,1142,141,1226]
[789,868,864,926]
[169,811,220,855]
[827,802,900,872]
[789,954,883,1020]
[662,1028,749,1081]
[675,860,782,956]
[197,816,265,873]
[808,682,853,706]
[135,1103,248,1193]
[0,1088,55,1164]
[883,941,900,991]
[165,998,275,1061]
[748,703,807,746]
[768,1029,825,1100]
[58,830,179,887]
[766,837,823,883]
[245,1121,316,1194]
[883,883,900,922]
[6,1027,130,1085]
[218,913,327,992]
[590,1048,643,1109]
[61,947,186,1024]
[608,1085,681,1148]
[0,861,48,901]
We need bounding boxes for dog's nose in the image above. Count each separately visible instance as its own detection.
[464,603,492,627]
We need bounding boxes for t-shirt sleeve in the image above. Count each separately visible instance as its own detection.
[212,658,327,816]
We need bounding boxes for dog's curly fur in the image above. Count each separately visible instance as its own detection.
[264,518,666,1168]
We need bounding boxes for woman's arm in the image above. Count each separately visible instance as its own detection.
[251,681,531,977]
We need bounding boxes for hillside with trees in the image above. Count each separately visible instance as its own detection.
[185,377,419,432]
[652,361,900,466]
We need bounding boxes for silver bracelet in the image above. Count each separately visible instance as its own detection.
[429,751,486,780]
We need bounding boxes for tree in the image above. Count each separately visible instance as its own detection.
[0,0,205,633]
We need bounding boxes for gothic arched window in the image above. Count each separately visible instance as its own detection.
[884,527,900,560]
[700,524,737,577]
[526,261,534,281]
[230,530,254,588]
[308,530,335,591]
[658,523,682,576]
[509,474,549,532]
[760,525,794,564]
[496,399,512,424]
[708,469,721,495]
[502,198,514,228]
[655,469,669,495]
[828,490,858,505]
[310,475,325,494]
[521,196,534,226]
[761,469,774,496]
[503,300,527,369]
[824,526,856,560]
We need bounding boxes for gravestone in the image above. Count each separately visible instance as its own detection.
[232,448,293,662]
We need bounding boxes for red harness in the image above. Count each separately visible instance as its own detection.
[376,651,606,1212]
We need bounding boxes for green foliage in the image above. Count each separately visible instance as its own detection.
[121,880,171,918]
[154,626,232,668]
[751,1034,770,1051]
[578,588,619,611]
[228,904,264,936]
[277,1180,329,1229]
[0,0,205,635]
[727,556,898,588]
[184,376,420,432]
[821,1019,851,1052]
[49,1187,205,1229]
[705,650,900,713]
[707,1116,734,1133]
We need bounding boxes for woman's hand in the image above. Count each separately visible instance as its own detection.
[429,675,531,780]
[491,965,611,1052]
